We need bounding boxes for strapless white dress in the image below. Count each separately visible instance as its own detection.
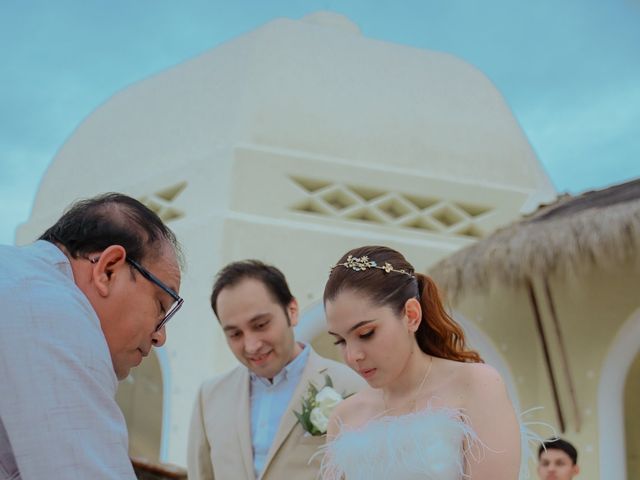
[320,407,535,480]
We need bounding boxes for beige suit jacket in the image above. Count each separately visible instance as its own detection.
[187,348,364,480]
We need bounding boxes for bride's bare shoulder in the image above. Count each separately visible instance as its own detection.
[456,361,505,390]
[444,361,510,412]
[424,358,506,406]
[436,357,503,385]
[328,387,378,434]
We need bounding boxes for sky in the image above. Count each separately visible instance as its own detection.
[1,0,639,245]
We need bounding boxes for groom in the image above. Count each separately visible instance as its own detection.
[187,260,363,480]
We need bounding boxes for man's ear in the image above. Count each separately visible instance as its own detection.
[287,298,300,327]
[91,245,127,297]
[404,297,422,333]
[572,464,580,477]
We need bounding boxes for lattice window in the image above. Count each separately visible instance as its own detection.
[139,182,187,222]
[289,176,490,238]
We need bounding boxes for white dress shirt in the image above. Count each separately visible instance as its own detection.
[250,344,310,479]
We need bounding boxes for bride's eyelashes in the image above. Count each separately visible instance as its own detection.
[358,329,375,340]
[332,329,376,345]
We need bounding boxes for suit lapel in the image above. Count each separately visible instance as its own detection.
[236,368,256,480]
[261,349,326,475]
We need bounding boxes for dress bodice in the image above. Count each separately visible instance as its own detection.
[320,407,478,480]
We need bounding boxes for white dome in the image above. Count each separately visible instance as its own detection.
[29,13,554,222]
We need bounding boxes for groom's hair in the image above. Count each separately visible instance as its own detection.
[538,438,578,465]
[211,260,294,322]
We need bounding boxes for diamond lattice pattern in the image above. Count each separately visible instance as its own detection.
[290,177,490,238]
[139,182,187,222]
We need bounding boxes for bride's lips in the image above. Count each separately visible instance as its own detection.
[359,368,377,379]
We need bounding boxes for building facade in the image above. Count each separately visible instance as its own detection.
[17,12,557,470]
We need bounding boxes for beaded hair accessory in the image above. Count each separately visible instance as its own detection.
[331,255,414,278]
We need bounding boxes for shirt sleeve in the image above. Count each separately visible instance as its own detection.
[0,278,136,480]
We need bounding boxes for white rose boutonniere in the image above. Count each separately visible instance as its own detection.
[294,373,350,436]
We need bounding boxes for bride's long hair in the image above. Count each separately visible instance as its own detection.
[324,245,482,363]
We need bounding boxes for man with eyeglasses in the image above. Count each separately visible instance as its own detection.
[0,193,183,480]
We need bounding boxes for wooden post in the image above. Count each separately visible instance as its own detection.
[544,278,581,432]
[526,277,565,433]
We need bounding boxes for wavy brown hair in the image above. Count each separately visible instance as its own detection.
[324,246,482,363]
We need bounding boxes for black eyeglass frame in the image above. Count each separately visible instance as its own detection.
[88,255,183,331]
[125,257,184,332]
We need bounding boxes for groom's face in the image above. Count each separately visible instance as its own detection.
[216,277,300,380]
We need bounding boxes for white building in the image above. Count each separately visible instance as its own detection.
[17,12,555,468]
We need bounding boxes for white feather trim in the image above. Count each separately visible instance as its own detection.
[319,406,547,480]
[518,407,556,479]
[319,407,478,480]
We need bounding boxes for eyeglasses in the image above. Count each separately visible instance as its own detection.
[88,255,184,331]
[126,258,184,332]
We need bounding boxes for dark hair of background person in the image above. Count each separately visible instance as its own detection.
[324,245,482,363]
[39,192,181,265]
[210,260,295,322]
[538,438,578,465]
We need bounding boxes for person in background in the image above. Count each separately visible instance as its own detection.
[537,438,580,480]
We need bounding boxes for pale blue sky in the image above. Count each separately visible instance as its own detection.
[1,0,639,244]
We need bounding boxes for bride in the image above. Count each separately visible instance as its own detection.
[321,245,521,480]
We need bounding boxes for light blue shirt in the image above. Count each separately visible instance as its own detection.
[0,241,135,479]
[250,343,310,479]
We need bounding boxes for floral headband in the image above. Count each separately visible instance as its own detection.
[331,255,414,278]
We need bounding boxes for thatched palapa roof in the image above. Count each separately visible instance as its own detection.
[430,178,640,299]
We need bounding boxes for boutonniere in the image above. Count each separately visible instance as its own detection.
[294,373,347,436]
